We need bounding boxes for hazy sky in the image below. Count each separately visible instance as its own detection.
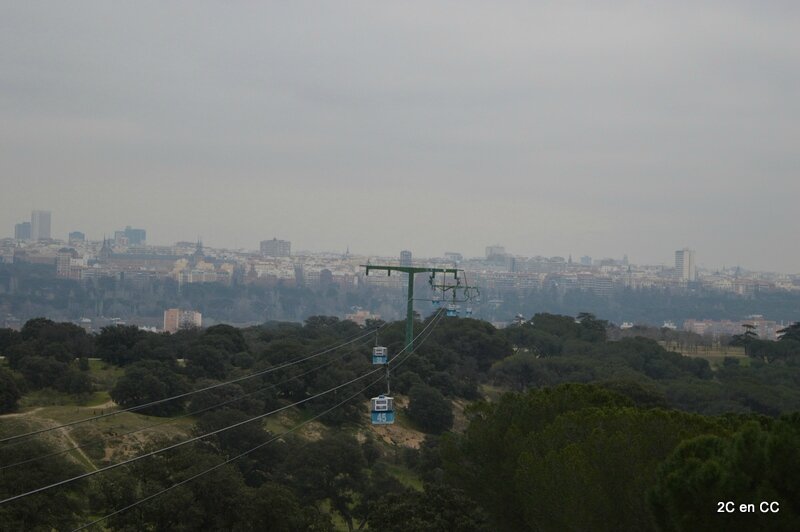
[1,2,798,271]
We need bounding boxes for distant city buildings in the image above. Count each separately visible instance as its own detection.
[345,309,381,326]
[56,248,81,279]
[115,226,146,246]
[683,315,782,341]
[260,238,291,257]
[163,308,202,333]
[31,210,51,240]
[485,245,506,260]
[3,228,800,332]
[675,248,696,281]
[14,222,31,240]
[4,224,800,329]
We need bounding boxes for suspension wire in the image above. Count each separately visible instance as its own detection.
[0,367,383,505]
[72,377,384,531]
[0,324,384,446]
[387,310,442,394]
[0,314,440,506]
[72,307,446,531]
[390,309,444,370]
[0,334,378,473]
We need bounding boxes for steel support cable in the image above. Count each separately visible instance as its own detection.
[0,314,440,506]
[0,368,382,505]
[0,325,383,445]
[0,334,378,473]
[390,310,445,370]
[73,374,385,531]
[71,307,446,531]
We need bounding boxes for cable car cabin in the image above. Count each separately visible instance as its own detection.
[370,395,395,425]
[372,346,388,365]
[431,295,442,307]
[465,307,473,317]
[446,304,459,317]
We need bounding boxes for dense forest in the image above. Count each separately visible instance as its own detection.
[1,313,799,530]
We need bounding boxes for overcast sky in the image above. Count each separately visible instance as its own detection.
[1,2,798,271]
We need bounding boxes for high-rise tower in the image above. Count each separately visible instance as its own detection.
[675,248,696,281]
[14,222,31,240]
[260,238,291,257]
[31,210,51,240]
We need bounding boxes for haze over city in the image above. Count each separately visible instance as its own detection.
[5,4,800,531]
[2,2,799,271]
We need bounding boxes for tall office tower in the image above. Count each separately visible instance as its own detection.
[14,222,31,240]
[675,248,696,281]
[113,226,146,246]
[260,238,291,257]
[31,210,51,240]
[124,226,146,245]
[485,244,505,259]
[398,250,413,284]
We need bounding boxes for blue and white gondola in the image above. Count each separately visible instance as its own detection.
[372,346,388,365]
[370,395,395,425]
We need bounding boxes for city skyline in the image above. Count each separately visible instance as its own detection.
[4,211,798,276]
[2,3,799,272]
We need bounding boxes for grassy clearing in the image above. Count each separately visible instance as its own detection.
[88,359,124,390]
[15,403,114,424]
[1,404,197,469]
[0,416,34,438]
[318,500,349,532]
[15,358,121,409]
[18,389,107,408]
[658,342,748,369]
[76,411,196,464]
[480,383,509,401]
[385,462,423,491]
[683,351,748,370]
[659,342,746,357]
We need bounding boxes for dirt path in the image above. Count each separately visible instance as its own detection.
[0,407,44,418]
[0,407,97,470]
[80,400,116,410]
[58,426,98,471]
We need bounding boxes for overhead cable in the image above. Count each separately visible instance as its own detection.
[0,334,376,472]
[0,324,383,445]
[72,308,445,531]
[0,315,438,505]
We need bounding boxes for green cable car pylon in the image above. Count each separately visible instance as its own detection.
[362,264,479,351]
